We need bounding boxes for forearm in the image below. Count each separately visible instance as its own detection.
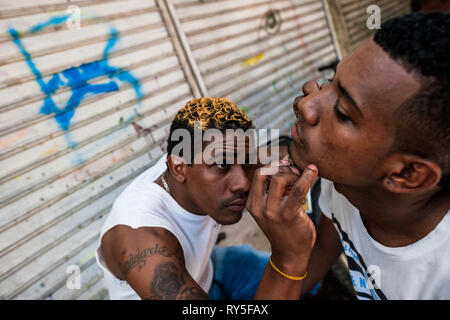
[253,248,341,300]
[254,255,310,300]
[247,164,324,300]
[254,263,306,300]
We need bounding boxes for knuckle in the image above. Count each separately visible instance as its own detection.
[272,169,292,182]
[247,201,261,213]
[253,168,267,182]
[254,167,264,177]
[270,175,292,190]
[291,184,306,196]
[263,208,277,220]
[276,166,291,175]
[270,173,284,184]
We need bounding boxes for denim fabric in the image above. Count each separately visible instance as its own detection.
[208,244,269,300]
[208,244,321,300]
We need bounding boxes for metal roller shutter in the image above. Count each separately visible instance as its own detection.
[0,0,339,300]
[341,0,411,50]
[0,0,198,300]
[170,0,337,135]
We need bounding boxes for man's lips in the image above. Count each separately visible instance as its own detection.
[289,123,307,173]
[291,123,304,147]
[226,199,246,211]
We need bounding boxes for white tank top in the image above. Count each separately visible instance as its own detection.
[95,154,221,300]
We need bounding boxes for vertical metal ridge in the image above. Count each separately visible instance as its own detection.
[0,0,199,300]
[322,0,352,58]
[322,0,343,60]
[156,0,207,97]
[0,0,343,300]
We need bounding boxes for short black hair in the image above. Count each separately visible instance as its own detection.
[411,0,450,12]
[373,12,450,187]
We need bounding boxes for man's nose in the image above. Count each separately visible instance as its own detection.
[230,165,250,194]
[293,80,322,126]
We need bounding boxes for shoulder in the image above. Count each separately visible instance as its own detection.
[113,155,168,210]
[106,224,180,245]
[109,182,171,229]
[114,180,164,208]
[98,181,172,243]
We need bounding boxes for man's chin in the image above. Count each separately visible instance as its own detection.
[214,210,243,225]
[291,157,305,173]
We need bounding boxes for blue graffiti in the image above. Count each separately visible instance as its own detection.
[9,15,143,153]
[29,15,72,34]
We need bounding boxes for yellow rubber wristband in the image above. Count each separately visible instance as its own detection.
[269,256,307,281]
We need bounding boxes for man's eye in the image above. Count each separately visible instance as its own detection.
[333,102,352,123]
[216,163,229,169]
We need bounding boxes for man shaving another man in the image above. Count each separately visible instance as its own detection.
[97,11,450,300]
[96,97,317,300]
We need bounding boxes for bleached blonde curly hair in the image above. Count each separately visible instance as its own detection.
[166,97,253,159]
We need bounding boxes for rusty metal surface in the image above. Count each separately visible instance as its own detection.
[0,0,337,299]
[0,0,194,299]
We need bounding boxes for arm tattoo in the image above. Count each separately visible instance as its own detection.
[121,244,208,300]
[175,246,185,266]
[177,287,210,300]
[121,244,172,277]
[151,262,185,300]
[149,262,209,300]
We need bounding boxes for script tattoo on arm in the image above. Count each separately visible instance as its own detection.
[121,242,209,300]
[120,244,172,277]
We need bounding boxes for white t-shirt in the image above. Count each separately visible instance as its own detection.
[95,154,221,300]
[319,178,450,300]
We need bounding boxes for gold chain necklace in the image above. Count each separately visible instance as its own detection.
[160,173,170,193]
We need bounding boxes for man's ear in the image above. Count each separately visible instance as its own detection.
[167,155,187,183]
[381,153,442,193]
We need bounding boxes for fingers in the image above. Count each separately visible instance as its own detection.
[265,166,299,218]
[288,165,300,175]
[247,163,317,226]
[247,166,268,206]
[246,160,292,222]
[282,165,318,220]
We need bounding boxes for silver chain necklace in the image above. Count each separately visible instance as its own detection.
[160,173,170,193]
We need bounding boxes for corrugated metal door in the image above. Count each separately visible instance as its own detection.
[170,0,337,134]
[0,0,338,300]
[0,0,198,299]
[341,0,411,50]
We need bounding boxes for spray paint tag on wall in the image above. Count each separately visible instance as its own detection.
[241,53,264,68]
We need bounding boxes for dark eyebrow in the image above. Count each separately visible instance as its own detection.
[209,152,237,162]
[337,81,363,117]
